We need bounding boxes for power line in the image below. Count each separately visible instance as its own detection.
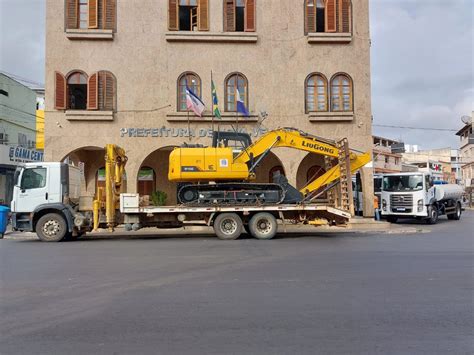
[374,124,458,132]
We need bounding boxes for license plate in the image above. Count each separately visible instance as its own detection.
[396,208,406,212]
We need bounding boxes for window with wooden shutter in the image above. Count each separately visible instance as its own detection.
[305,0,316,34]
[225,73,248,112]
[66,0,78,29]
[87,73,98,110]
[224,0,236,32]
[198,0,209,31]
[88,0,98,28]
[169,0,179,30]
[340,0,351,33]
[178,72,201,112]
[103,0,116,30]
[98,71,116,111]
[244,0,255,32]
[325,0,337,32]
[55,72,66,110]
[306,73,328,113]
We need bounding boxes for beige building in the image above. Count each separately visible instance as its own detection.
[402,147,454,182]
[373,136,402,174]
[45,0,374,215]
[456,113,474,187]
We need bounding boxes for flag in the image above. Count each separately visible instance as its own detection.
[235,89,250,117]
[186,86,205,117]
[211,80,222,119]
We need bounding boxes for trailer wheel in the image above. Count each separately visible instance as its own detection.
[426,206,439,225]
[36,213,68,242]
[249,213,278,240]
[213,213,243,240]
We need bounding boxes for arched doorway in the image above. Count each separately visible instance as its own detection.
[296,153,327,198]
[137,167,156,196]
[95,167,127,198]
[254,152,286,183]
[139,146,177,205]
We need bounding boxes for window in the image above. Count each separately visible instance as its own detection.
[224,0,256,32]
[269,166,285,183]
[384,156,389,164]
[88,71,117,111]
[178,72,201,112]
[55,70,116,111]
[18,133,28,147]
[330,73,353,112]
[169,0,209,31]
[305,73,328,113]
[225,73,248,112]
[138,167,156,196]
[67,71,88,110]
[21,168,47,190]
[66,0,116,30]
[305,0,351,34]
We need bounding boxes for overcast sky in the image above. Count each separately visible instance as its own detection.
[0,0,472,149]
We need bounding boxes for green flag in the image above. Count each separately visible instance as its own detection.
[211,79,222,119]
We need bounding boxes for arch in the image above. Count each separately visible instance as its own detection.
[66,70,88,110]
[330,72,353,112]
[139,146,179,205]
[305,72,328,113]
[224,72,248,112]
[296,152,327,195]
[177,72,202,112]
[95,166,127,198]
[253,152,286,184]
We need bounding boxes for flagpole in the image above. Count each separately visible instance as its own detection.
[187,108,191,142]
[211,71,215,133]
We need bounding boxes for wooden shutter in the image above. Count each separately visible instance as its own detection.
[66,0,78,29]
[325,0,337,32]
[245,0,256,32]
[103,0,116,30]
[224,0,235,32]
[88,0,99,29]
[305,0,316,33]
[169,0,178,31]
[55,72,66,110]
[340,0,351,33]
[198,0,209,31]
[98,72,115,111]
[87,73,98,110]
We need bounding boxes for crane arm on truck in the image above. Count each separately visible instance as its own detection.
[93,144,128,231]
[233,128,371,195]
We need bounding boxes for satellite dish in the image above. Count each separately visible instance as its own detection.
[461,115,472,124]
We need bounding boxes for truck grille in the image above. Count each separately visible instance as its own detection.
[390,194,413,212]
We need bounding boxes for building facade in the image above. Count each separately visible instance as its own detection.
[456,113,474,187]
[45,0,374,215]
[372,136,402,174]
[0,73,44,204]
[402,148,453,182]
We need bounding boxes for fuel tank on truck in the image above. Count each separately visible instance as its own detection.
[434,184,464,201]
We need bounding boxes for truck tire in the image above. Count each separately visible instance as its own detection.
[36,213,68,242]
[387,216,398,223]
[213,213,243,240]
[248,213,278,240]
[448,203,462,221]
[426,206,439,225]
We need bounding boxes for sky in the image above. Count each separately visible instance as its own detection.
[0,0,473,149]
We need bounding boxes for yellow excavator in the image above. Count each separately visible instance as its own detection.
[169,127,371,206]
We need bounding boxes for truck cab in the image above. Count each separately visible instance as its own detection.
[11,162,90,241]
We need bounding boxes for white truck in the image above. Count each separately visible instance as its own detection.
[381,172,464,224]
[10,162,352,242]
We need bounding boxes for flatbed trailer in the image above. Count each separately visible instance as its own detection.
[119,193,351,240]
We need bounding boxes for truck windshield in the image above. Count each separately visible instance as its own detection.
[383,175,424,192]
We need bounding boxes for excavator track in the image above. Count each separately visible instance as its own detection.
[178,183,286,206]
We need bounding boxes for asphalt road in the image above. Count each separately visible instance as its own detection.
[1,212,473,355]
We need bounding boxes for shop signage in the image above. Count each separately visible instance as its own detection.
[120,126,268,138]
[0,144,44,165]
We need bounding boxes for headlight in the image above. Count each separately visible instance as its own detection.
[382,199,387,211]
[417,199,423,212]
